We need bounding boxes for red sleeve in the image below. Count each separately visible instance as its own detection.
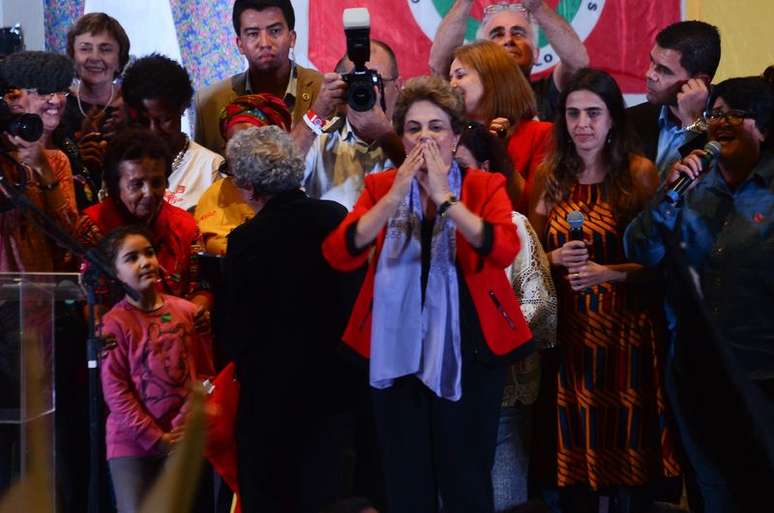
[512,122,553,213]
[100,312,165,451]
[322,173,384,271]
[481,172,520,269]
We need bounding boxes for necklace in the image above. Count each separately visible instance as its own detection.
[76,80,116,117]
[171,136,190,172]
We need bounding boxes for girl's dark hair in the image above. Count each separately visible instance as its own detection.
[543,68,637,216]
[66,12,131,75]
[458,121,514,180]
[102,127,171,201]
[99,225,155,270]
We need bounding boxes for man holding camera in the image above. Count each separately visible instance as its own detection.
[194,0,343,155]
[302,40,404,211]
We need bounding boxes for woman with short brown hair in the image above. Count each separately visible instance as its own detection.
[324,75,533,513]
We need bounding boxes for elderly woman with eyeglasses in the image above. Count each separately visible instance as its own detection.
[0,51,78,271]
[2,50,100,209]
[625,75,774,512]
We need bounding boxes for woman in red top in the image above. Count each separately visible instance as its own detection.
[323,75,532,513]
[75,128,211,319]
[449,40,552,213]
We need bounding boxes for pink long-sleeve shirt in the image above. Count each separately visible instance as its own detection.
[100,294,214,459]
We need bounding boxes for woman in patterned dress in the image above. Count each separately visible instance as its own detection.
[529,68,680,513]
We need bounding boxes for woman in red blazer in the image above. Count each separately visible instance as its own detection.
[323,75,533,513]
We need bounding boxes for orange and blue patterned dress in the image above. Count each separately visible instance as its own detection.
[543,182,680,489]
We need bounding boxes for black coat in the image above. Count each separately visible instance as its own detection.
[224,189,363,418]
[224,188,368,513]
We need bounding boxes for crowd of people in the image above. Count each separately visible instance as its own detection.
[0,1,772,513]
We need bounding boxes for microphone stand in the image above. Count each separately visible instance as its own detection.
[0,150,139,513]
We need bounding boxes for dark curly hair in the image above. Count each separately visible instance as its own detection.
[66,12,131,76]
[0,51,74,94]
[542,68,638,216]
[233,0,295,34]
[121,53,193,114]
[102,127,171,201]
[100,224,156,272]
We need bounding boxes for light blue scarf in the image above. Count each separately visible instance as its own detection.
[370,163,463,400]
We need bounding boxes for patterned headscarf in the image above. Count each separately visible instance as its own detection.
[218,94,292,140]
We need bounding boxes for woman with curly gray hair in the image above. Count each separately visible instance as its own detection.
[222,125,363,513]
[225,125,303,208]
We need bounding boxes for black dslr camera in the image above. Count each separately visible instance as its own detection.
[341,8,385,112]
[0,77,43,143]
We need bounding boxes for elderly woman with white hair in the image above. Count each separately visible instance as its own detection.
[222,125,363,513]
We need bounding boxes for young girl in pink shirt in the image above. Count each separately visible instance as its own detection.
[99,225,213,513]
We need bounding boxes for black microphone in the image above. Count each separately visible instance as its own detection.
[567,210,584,241]
[665,141,721,204]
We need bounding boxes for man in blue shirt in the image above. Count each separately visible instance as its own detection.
[627,21,721,180]
[624,76,774,513]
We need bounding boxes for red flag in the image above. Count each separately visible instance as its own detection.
[307,0,681,94]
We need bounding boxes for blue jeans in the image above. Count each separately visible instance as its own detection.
[492,405,532,512]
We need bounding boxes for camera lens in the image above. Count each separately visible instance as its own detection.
[347,81,376,112]
[0,101,44,142]
[8,114,43,142]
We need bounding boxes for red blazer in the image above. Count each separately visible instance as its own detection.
[323,168,532,360]
[507,119,553,213]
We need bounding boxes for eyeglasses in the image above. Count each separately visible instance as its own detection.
[706,109,753,126]
[21,88,70,100]
[483,3,528,16]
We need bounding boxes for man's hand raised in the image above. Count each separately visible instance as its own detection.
[311,73,347,119]
[676,78,709,128]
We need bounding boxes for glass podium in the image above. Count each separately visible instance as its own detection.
[0,272,84,512]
